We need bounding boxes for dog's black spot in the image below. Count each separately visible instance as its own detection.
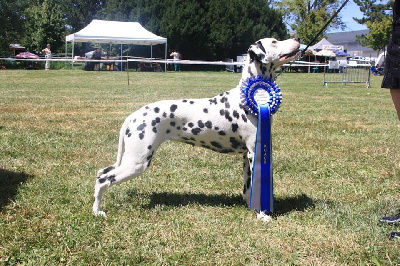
[102,166,115,175]
[154,107,160,113]
[182,100,187,102]
[197,120,204,128]
[145,106,150,110]
[241,114,248,123]
[183,127,187,131]
[137,123,146,131]
[192,128,201,135]
[232,123,239,132]
[225,102,230,109]
[256,40,266,53]
[152,127,157,133]
[166,129,171,134]
[143,112,148,116]
[163,112,168,118]
[151,117,161,127]
[203,108,208,113]
[170,121,176,127]
[200,140,205,144]
[224,110,233,122]
[189,101,194,104]
[211,141,223,149]
[214,126,219,130]
[233,110,240,119]
[148,145,152,150]
[169,113,175,119]
[176,126,181,130]
[246,176,251,189]
[220,149,235,154]
[170,104,178,112]
[98,178,106,184]
[147,151,154,167]
[220,96,228,103]
[139,133,144,140]
[230,137,243,149]
[209,98,218,105]
[188,122,194,128]
[132,118,136,123]
[219,109,225,116]
[218,131,226,136]
[125,128,131,136]
[205,121,212,129]
[108,174,116,184]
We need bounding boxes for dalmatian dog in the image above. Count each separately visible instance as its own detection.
[93,37,301,221]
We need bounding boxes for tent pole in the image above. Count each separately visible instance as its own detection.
[165,41,168,72]
[65,39,67,68]
[72,40,75,70]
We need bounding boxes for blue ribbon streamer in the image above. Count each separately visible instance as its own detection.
[249,104,274,213]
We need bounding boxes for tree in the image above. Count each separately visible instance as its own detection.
[23,0,65,53]
[161,0,287,61]
[62,0,104,32]
[0,0,25,55]
[363,16,392,51]
[272,0,346,45]
[354,0,392,53]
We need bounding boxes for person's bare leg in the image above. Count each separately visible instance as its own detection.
[390,88,400,120]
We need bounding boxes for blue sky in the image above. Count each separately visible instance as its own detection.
[333,0,368,32]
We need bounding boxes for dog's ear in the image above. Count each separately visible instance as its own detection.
[248,41,267,64]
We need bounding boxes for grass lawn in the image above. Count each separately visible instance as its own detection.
[0,69,399,264]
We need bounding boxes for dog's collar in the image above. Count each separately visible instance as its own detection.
[240,75,282,115]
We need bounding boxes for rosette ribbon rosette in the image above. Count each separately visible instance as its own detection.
[241,76,282,214]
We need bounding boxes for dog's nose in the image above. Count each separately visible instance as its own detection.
[293,37,300,43]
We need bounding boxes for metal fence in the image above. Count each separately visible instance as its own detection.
[323,60,371,88]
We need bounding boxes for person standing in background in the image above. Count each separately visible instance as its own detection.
[42,44,51,70]
[170,50,181,72]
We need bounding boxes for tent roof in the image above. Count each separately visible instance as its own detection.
[66,20,167,45]
[310,38,333,51]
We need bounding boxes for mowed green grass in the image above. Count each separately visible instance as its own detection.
[0,69,399,265]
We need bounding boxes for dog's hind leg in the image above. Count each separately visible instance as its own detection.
[97,120,127,177]
[93,149,154,216]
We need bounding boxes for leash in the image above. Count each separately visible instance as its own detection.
[275,0,350,80]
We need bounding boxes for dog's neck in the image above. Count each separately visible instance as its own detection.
[240,59,276,84]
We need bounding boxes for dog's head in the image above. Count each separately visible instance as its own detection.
[245,37,301,78]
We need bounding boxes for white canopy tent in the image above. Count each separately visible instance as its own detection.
[65,19,167,69]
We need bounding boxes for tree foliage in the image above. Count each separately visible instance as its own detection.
[23,0,65,53]
[271,0,346,45]
[0,0,287,60]
[0,0,25,54]
[354,0,392,52]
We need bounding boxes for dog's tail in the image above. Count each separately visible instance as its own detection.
[115,119,128,168]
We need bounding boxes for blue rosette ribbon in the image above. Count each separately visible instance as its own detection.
[241,76,282,214]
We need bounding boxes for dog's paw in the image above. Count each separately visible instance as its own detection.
[93,210,107,217]
[256,211,272,222]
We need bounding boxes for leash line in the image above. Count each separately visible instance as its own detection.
[275,0,350,80]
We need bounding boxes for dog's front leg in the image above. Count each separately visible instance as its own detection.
[243,151,272,222]
[242,152,252,206]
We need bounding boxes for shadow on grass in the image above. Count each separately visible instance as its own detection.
[145,192,245,209]
[274,194,315,216]
[0,168,33,211]
[145,191,315,215]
